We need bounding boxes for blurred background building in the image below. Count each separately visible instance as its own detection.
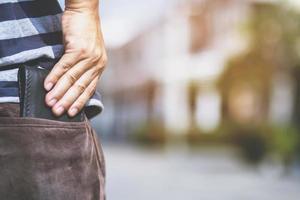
[97,0,248,138]
[59,0,300,199]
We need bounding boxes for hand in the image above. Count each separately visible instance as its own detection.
[43,7,107,117]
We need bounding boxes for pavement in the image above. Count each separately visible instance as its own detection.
[101,143,300,200]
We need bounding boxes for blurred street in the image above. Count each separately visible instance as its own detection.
[103,143,300,200]
[66,0,300,198]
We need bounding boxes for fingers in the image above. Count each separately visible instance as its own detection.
[50,68,101,116]
[44,43,107,117]
[44,51,83,91]
[53,75,100,117]
[44,52,106,117]
[68,76,99,117]
[45,59,91,107]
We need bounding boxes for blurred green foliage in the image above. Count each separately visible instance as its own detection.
[271,125,300,165]
[131,121,166,146]
[246,2,300,68]
[217,2,300,164]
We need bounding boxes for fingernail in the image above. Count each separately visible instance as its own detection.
[69,107,78,116]
[55,106,65,115]
[48,98,57,106]
[45,82,53,91]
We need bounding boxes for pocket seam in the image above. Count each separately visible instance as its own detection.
[0,125,86,129]
[87,123,106,178]
[0,116,87,129]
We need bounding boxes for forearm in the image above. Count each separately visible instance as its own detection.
[65,0,99,12]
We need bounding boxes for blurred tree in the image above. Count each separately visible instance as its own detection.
[247,3,300,68]
[218,2,300,163]
[219,2,300,125]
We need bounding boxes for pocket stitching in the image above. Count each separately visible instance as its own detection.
[0,117,87,128]
[0,125,86,129]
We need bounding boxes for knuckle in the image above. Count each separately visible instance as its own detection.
[101,61,107,70]
[54,99,70,110]
[59,61,72,71]
[74,83,86,93]
[102,53,108,65]
[75,99,85,108]
[95,54,108,72]
[61,64,70,71]
[65,73,78,84]
[87,86,96,97]
[79,47,86,55]
[90,48,107,64]
[94,63,104,73]
[92,67,101,77]
[78,46,89,57]
[61,100,71,108]
[89,51,102,64]
[48,73,59,82]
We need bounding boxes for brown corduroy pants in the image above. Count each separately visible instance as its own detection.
[0,103,106,200]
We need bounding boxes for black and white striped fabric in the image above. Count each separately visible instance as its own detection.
[0,0,104,118]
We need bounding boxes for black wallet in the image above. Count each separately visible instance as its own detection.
[18,64,85,122]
